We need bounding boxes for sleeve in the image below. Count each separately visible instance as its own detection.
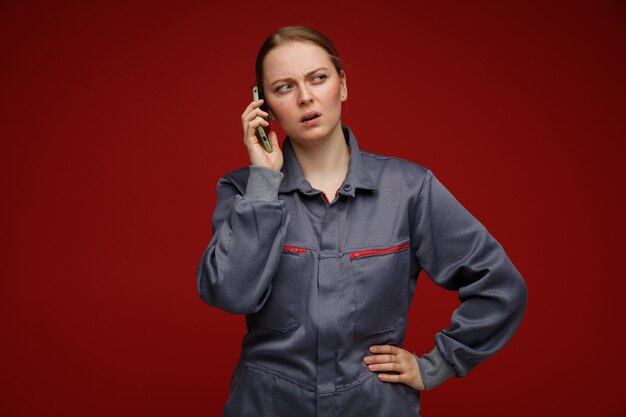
[196,165,290,314]
[412,170,528,391]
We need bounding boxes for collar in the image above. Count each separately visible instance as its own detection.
[278,125,378,198]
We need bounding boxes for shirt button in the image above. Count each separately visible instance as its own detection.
[343,184,352,191]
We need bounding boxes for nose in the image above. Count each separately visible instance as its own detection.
[297,85,313,106]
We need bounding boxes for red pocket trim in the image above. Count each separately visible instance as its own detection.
[349,242,410,261]
[283,245,307,255]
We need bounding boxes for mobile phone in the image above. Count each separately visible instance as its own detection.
[252,86,272,153]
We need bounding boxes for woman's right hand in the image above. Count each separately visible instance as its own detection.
[241,99,283,171]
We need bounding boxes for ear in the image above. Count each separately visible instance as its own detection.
[339,70,348,102]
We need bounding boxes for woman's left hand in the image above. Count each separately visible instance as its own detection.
[364,345,425,391]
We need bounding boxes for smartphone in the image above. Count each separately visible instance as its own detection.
[252,86,272,153]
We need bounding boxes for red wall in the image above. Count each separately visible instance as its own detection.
[1,0,625,416]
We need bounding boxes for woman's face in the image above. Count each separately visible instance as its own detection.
[262,41,347,146]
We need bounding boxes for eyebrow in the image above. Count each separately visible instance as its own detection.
[269,67,329,86]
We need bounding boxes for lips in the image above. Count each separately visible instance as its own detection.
[299,112,321,123]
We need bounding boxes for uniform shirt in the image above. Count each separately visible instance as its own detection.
[197,126,528,417]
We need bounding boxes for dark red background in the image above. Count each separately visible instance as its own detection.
[1,1,625,416]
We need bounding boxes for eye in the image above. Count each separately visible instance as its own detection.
[275,84,292,93]
[312,74,327,83]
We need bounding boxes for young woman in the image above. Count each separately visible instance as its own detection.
[197,26,528,417]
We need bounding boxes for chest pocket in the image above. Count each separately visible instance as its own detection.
[350,241,411,337]
[249,245,307,333]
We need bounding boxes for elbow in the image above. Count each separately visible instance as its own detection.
[196,266,267,315]
[197,280,259,314]
[212,285,269,315]
[518,275,529,314]
[196,265,220,307]
[196,256,227,309]
[508,269,529,320]
[217,301,260,315]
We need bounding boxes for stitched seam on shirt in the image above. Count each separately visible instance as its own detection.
[415,169,432,203]
[360,150,428,168]
[243,362,379,394]
[409,170,432,271]
[243,362,317,392]
[228,365,247,397]
[323,373,378,393]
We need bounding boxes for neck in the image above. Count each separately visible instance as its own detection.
[290,123,350,192]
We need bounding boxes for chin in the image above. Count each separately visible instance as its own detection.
[290,127,329,145]
[288,121,341,145]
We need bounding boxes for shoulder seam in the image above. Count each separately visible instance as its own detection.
[359,150,428,171]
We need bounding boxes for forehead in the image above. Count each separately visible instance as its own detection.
[263,42,333,80]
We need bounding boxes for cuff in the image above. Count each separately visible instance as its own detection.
[415,346,456,391]
[244,165,284,202]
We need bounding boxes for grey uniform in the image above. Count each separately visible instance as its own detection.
[197,126,528,417]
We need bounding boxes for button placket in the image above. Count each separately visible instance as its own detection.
[316,194,344,398]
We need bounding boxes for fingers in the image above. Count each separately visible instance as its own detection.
[241,99,267,120]
[364,345,425,390]
[369,345,400,355]
[366,361,404,373]
[364,345,400,364]
[364,354,395,364]
[241,100,269,125]
[244,107,270,126]
[245,116,269,141]
[243,113,269,138]
[239,98,284,171]
[364,349,404,372]
[377,373,403,383]
[242,99,271,145]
